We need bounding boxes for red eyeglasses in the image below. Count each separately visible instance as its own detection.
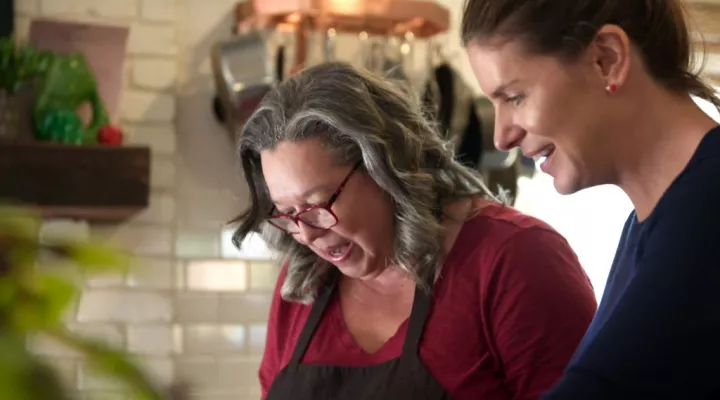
[266,161,362,234]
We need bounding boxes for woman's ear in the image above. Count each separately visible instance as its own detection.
[589,24,631,88]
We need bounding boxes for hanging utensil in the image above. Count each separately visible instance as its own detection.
[369,40,386,73]
[400,31,415,81]
[323,28,337,62]
[210,29,280,137]
[354,31,371,69]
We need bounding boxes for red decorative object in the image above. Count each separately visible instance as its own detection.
[97,124,123,145]
[606,84,617,94]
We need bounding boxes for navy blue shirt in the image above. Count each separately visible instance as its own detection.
[544,125,720,399]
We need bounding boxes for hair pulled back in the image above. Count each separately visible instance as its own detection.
[461,0,720,108]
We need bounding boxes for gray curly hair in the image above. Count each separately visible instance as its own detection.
[232,61,495,304]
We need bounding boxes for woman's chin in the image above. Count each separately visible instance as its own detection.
[550,168,586,195]
[326,247,384,279]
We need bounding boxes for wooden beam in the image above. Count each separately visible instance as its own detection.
[0,143,151,221]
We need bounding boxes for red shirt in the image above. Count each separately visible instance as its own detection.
[259,204,597,400]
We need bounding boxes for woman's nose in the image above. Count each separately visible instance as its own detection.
[494,114,525,151]
[494,109,525,151]
[294,222,325,245]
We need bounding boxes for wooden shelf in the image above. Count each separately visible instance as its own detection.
[237,0,450,38]
[0,143,151,221]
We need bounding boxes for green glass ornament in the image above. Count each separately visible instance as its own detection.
[37,109,83,145]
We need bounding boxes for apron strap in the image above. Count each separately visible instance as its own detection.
[401,272,436,361]
[288,267,340,367]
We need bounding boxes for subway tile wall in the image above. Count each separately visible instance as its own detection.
[34,221,279,400]
[13,0,472,398]
[34,221,280,400]
[14,0,279,398]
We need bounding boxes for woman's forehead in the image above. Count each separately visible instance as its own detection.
[468,40,570,90]
[261,139,336,175]
[260,140,345,203]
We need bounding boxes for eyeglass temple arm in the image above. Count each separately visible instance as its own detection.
[327,161,362,204]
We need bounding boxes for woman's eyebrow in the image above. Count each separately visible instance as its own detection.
[490,78,520,99]
[269,182,336,207]
[299,182,336,198]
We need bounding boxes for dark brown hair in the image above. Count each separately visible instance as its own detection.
[461,0,720,108]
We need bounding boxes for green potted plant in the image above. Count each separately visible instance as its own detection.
[0,36,46,143]
[0,203,186,399]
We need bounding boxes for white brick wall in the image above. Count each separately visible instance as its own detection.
[120,90,176,122]
[141,0,177,22]
[15,0,279,398]
[132,58,178,90]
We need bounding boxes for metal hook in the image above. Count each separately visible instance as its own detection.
[433,42,446,63]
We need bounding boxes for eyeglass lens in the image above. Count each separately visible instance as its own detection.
[268,207,338,232]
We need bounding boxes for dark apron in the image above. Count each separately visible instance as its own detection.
[265,268,452,400]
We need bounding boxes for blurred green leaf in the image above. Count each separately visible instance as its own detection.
[0,204,172,399]
[0,279,20,311]
[0,332,72,400]
[0,204,41,277]
[1,236,39,276]
[23,358,74,400]
[0,204,40,240]
[62,240,131,273]
[46,328,164,400]
[19,274,77,330]
[0,332,33,400]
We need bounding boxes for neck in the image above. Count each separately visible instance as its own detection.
[613,87,716,221]
[346,266,415,296]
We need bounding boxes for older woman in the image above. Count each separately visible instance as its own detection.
[231,62,596,400]
[461,0,720,399]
